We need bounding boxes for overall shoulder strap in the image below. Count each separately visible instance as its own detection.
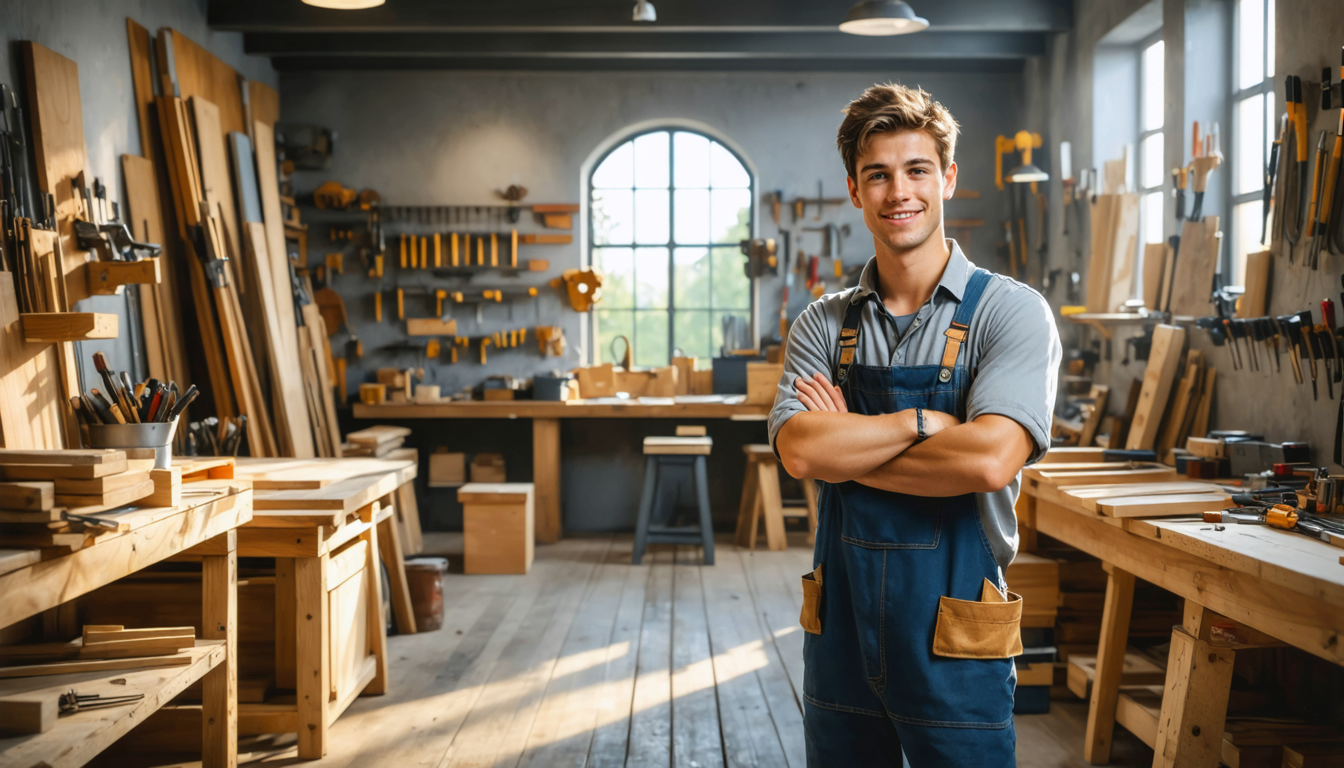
[833,295,866,386]
[938,269,994,374]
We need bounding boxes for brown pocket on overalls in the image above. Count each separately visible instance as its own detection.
[931,578,1024,659]
[799,564,823,635]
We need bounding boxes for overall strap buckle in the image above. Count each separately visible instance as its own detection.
[834,297,866,385]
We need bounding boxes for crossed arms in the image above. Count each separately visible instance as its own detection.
[775,372,1034,497]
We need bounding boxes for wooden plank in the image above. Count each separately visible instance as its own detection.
[1096,492,1230,518]
[21,312,118,342]
[1168,217,1221,317]
[671,547,725,768]
[406,318,458,336]
[375,515,416,634]
[122,154,190,388]
[0,449,123,466]
[0,549,41,577]
[200,539,237,768]
[1084,566,1135,764]
[1152,617,1235,767]
[0,482,53,511]
[347,426,411,446]
[0,272,66,451]
[1105,194,1140,313]
[21,42,92,308]
[295,551,330,758]
[1060,481,1222,508]
[191,97,243,302]
[1142,242,1168,311]
[1126,324,1186,451]
[300,304,343,458]
[55,478,156,511]
[0,649,196,679]
[1155,360,1202,461]
[626,548,674,768]
[1236,250,1271,318]
[395,480,423,556]
[253,471,405,513]
[54,469,152,496]
[1031,467,1177,487]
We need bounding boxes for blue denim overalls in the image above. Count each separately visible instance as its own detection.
[801,268,1018,767]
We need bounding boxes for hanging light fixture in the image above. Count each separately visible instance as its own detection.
[839,0,928,36]
[302,0,385,8]
[633,0,657,22]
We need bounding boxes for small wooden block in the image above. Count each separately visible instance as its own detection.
[428,452,466,487]
[20,312,118,342]
[406,318,458,337]
[148,467,183,507]
[56,478,157,511]
[531,204,580,214]
[86,257,161,295]
[0,697,57,735]
[1096,492,1230,518]
[459,483,534,574]
[0,449,125,466]
[0,481,54,511]
[347,425,412,446]
[541,213,572,229]
[519,234,572,245]
[642,436,712,455]
[675,425,707,436]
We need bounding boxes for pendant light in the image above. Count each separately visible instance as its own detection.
[302,0,385,8]
[839,0,929,36]
[633,0,657,22]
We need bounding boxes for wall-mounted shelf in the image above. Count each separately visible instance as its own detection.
[432,260,549,278]
[21,312,119,342]
[1063,312,1162,340]
[86,257,162,295]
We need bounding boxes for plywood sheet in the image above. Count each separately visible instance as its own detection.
[1126,324,1186,451]
[1168,217,1221,317]
[1097,493,1230,518]
[1105,194,1140,313]
[21,42,91,307]
[0,273,66,450]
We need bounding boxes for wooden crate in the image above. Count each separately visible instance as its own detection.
[429,451,466,487]
[1006,552,1060,628]
[459,484,534,574]
[745,363,785,405]
[470,454,506,483]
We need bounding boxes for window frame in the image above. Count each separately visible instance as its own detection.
[586,127,756,367]
[1228,0,1275,282]
[1137,31,1166,252]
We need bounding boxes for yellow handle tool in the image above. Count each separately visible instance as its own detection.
[451,233,459,267]
[511,229,518,267]
[397,288,405,320]
[434,233,442,268]
[375,291,383,322]
[399,234,407,269]
[491,233,499,267]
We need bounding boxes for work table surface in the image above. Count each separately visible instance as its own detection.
[352,400,771,419]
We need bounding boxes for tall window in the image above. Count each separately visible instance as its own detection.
[1230,0,1275,283]
[1138,36,1165,250]
[589,130,753,367]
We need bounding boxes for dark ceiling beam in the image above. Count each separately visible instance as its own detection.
[211,0,1071,33]
[270,56,1026,73]
[245,31,1046,59]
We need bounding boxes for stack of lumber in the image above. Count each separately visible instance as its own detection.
[1006,552,1059,629]
[0,625,196,679]
[121,22,342,459]
[343,426,410,458]
[1085,191,1140,313]
[0,449,172,553]
[1034,552,1182,659]
[1059,480,1231,518]
[1119,325,1215,459]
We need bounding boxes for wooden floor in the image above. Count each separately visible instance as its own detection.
[226,534,1152,768]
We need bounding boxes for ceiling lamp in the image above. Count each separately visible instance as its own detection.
[633,0,657,22]
[839,0,928,36]
[302,0,385,8]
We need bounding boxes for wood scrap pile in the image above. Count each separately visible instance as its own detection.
[122,22,341,458]
[0,625,196,679]
[343,426,410,458]
[0,448,168,555]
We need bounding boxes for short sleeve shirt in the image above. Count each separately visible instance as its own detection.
[767,240,1062,569]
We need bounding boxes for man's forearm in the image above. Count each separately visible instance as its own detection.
[853,415,1032,496]
[776,410,919,482]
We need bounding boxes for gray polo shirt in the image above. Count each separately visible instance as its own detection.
[768,241,1061,569]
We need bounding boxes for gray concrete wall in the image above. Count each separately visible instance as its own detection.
[1,0,276,389]
[1027,0,1344,466]
[283,67,1027,531]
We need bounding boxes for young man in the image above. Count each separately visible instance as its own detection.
[770,84,1061,766]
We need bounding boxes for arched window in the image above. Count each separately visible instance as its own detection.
[589,129,753,367]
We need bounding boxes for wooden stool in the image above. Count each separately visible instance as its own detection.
[633,435,714,565]
[735,444,818,550]
[458,483,535,574]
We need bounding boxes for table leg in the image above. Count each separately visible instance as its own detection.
[533,417,562,543]
[296,552,330,759]
[1084,564,1135,764]
[362,520,390,695]
[756,460,787,551]
[377,511,417,634]
[1015,490,1038,553]
[274,557,296,689]
[733,459,759,549]
[201,530,238,768]
[1151,602,1235,768]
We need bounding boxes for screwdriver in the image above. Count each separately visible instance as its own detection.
[1299,310,1319,400]
[1203,504,1299,529]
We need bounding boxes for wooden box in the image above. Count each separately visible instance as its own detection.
[745,363,785,405]
[470,454,506,483]
[458,483,534,574]
[429,451,466,487]
[575,364,617,398]
[1006,552,1060,628]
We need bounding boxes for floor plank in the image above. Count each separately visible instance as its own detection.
[625,547,674,768]
[670,546,725,768]
[586,540,651,768]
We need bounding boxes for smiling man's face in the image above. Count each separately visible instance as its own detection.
[846,129,957,257]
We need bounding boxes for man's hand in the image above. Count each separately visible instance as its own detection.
[794,372,847,413]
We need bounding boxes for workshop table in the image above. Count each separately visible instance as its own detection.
[229,457,417,760]
[1017,463,1344,768]
[352,399,771,543]
[0,459,250,768]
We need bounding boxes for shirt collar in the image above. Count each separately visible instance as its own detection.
[851,239,970,306]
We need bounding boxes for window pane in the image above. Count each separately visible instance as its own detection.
[1141,132,1164,190]
[592,189,633,245]
[673,310,713,361]
[711,246,751,309]
[709,142,751,188]
[674,189,710,245]
[710,188,751,243]
[674,132,711,188]
[592,142,633,189]
[635,247,669,309]
[596,310,634,365]
[1141,190,1164,248]
[673,247,710,309]
[633,131,670,189]
[1142,40,1164,132]
[1265,0,1274,78]
[1232,200,1266,285]
[634,189,670,245]
[712,311,751,356]
[1236,94,1265,195]
[634,311,669,367]
[594,247,634,309]
[1237,0,1265,90]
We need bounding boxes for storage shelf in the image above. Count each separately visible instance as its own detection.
[85,258,161,296]
[1064,312,1163,340]
[21,313,118,343]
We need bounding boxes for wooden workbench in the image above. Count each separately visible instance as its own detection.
[0,462,251,768]
[352,399,771,543]
[229,457,417,760]
[1017,468,1344,768]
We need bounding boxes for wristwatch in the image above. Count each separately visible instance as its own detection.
[916,408,928,441]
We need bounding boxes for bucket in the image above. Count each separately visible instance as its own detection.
[87,419,179,469]
[404,557,448,632]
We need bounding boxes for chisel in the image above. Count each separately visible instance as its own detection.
[1306,130,1328,267]
[1320,73,1344,259]
[1277,316,1305,384]
[1300,310,1320,400]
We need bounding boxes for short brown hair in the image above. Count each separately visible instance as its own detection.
[836,83,959,178]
